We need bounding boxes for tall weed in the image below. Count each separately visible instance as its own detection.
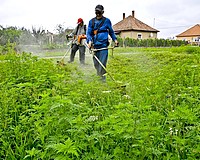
[0,46,199,159]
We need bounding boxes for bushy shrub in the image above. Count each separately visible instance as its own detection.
[117,37,188,47]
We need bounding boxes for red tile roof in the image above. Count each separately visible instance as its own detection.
[113,15,159,32]
[176,24,200,37]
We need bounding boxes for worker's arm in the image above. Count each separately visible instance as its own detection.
[86,20,93,49]
[107,18,118,46]
[66,26,78,39]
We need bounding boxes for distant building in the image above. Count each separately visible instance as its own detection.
[176,24,200,43]
[113,11,159,39]
[46,30,54,44]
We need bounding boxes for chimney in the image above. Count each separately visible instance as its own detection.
[123,13,125,20]
[132,10,135,18]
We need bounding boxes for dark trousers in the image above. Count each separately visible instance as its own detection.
[93,49,108,80]
[70,44,85,64]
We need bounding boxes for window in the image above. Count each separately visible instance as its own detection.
[137,33,142,39]
[150,32,153,38]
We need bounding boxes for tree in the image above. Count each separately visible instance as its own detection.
[31,26,45,45]
[0,26,21,45]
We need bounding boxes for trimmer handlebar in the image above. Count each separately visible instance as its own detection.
[91,47,115,52]
[84,41,117,51]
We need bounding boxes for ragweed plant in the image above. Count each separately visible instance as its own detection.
[0,46,199,159]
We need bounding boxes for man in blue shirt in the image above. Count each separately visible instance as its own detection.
[87,4,118,82]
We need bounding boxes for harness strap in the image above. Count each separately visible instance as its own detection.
[92,17,106,35]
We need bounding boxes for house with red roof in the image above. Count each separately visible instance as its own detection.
[176,24,200,43]
[113,11,159,39]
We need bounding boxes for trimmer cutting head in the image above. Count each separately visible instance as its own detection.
[57,60,66,66]
[108,79,127,95]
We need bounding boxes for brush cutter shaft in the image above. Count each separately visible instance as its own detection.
[61,47,71,60]
[59,40,73,61]
[93,54,116,82]
[84,42,116,82]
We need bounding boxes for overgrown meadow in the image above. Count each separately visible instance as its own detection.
[0,46,199,159]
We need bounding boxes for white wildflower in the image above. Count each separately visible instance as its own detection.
[175,129,178,135]
[102,90,111,93]
[123,95,131,99]
[169,127,173,135]
[87,116,98,122]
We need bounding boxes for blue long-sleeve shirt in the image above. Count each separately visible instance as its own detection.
[86,17,117,49]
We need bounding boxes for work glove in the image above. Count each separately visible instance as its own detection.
[114,40,119,47]
[88,41,92,49]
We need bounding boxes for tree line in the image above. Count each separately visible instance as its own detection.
[0,25,72,46]
[1,25,188,49]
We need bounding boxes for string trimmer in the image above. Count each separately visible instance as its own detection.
[84,42,126,91]
[57,40,73,65]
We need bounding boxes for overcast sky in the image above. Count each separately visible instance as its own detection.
[0,0,199,39]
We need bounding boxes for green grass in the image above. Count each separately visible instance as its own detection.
[0,46,200,159]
